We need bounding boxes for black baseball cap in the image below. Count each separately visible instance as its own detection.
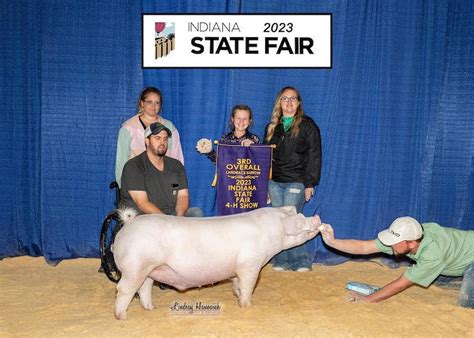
[144,122,172,138]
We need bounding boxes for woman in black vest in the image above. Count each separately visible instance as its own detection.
[264,86,322,271]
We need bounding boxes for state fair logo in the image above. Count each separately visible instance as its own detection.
[155,22,175,59]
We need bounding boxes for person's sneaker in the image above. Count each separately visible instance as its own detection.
[296,267,311,272]
[272,266,286,271]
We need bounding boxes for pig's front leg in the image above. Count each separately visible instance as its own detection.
[235,267,260,307]
[138,277,156,311]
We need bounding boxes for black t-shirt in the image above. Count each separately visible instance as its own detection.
[119,152,188,215]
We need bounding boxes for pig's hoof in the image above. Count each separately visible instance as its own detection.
[238,299,252,308]
[141,303,156,311]
[114,312,127,320]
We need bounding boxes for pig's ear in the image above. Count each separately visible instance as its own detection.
[283,215,306,235]
[280,205,297,215]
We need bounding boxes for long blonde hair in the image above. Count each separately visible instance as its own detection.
[265,86,304,142]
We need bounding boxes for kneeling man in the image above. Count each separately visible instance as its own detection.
[321,217,473,308]
[120,122,203,217]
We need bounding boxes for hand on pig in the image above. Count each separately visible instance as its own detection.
[196,138,213,154]
[319,223,335,245]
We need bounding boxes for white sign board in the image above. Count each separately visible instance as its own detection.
[142,14,332,68]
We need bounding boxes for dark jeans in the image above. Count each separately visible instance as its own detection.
[184,207,204,217]
[434,262,474,308]
[268,180,312,270]
[458,262,474,308]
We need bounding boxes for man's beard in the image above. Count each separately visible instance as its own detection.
[151,144,167,157]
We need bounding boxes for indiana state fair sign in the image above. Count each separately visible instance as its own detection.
[142,14,332,68]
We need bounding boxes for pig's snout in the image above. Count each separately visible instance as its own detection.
[302,215,322,231]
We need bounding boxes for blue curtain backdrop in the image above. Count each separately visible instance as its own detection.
[1,0,472,264]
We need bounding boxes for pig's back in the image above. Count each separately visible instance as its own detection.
[113,208,283,262]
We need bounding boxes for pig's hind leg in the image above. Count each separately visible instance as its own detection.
[114,270,150,320]
[137,277,155,311]
[231,277,241,298]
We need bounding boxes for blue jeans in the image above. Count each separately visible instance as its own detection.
[434,262,474,308]
[459,262,474,308]
[268,180,312,270]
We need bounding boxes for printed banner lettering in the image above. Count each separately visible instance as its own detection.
[216,144,272,215]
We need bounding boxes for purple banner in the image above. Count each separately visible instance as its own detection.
[216,144,272,216]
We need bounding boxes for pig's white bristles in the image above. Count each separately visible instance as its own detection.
[117,207,138,223]
[318,225,325,231]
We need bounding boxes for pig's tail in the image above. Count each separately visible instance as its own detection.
[117,207,138,223]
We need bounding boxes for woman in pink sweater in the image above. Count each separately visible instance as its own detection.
[115,87,183,186]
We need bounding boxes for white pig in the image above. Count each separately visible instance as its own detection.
[112,206,321,320]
